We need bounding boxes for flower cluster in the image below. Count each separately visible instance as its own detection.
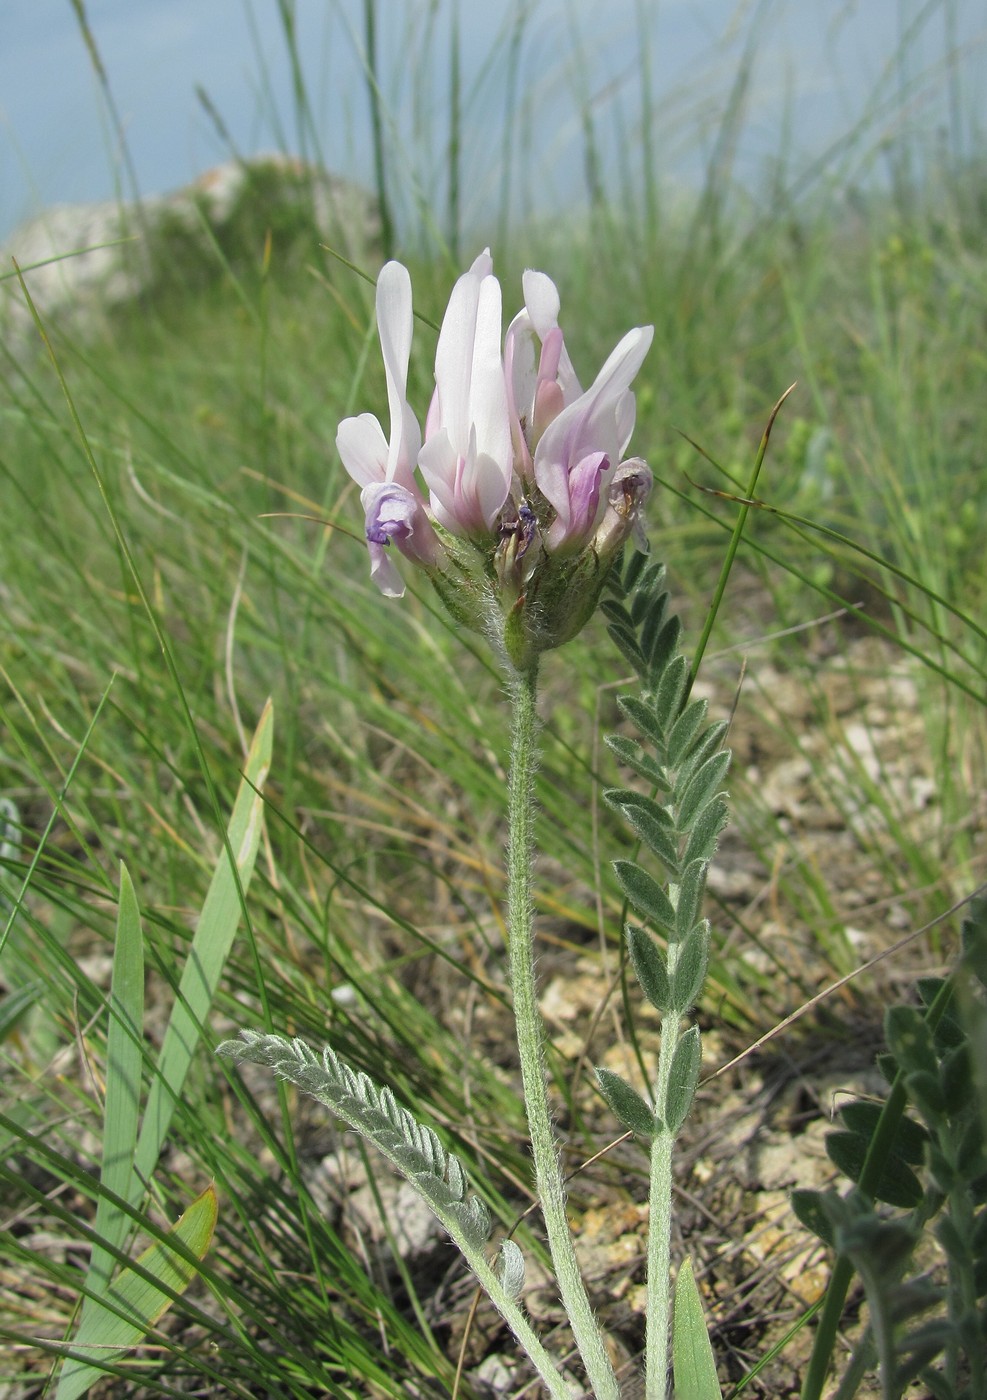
[336,251,654,670]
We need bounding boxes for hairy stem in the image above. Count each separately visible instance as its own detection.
[507,665,619,1400]
[456,1239,577,1400]
[646,1018,678,1399]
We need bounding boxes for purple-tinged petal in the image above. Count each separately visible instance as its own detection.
[544,451,608,552]
[363,480,419,546]
[365,539,406,597]
[361,480,443,594]
[505,271,583,480]
[538,325,653,475]
[521,270,580,400]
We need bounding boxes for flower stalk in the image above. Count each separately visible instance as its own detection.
[507,664,620,1400]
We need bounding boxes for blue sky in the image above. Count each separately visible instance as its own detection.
[2,0,984,241]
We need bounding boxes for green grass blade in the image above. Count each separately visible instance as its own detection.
[0,979,44,1036]
[53,863,146,1397]
[686,383,796,697]
[92,863,146,1284]
[673,1257,723,1400]
[55,1184,218,1400]
[134,699,273,1186]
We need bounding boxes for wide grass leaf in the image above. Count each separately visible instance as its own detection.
[92,863,146,1289]
[54,862,146,1399]
[135,698,273,1183]
[55,1185,218,1400]
[56,706,270,1396]
[673,1256,722,1400]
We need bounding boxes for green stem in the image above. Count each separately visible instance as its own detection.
[453,1234,577,1400]
[507,666,619,1400]
[645,1016,679,1399]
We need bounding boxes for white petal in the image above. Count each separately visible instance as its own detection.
[469,247,494,278]
[587,325,654,410]
[615,390,636,456]
[367,541,406,597]
[375,262,421,482]
[469,449,512,530]
[521,269,561,339]
[418,429,463,533]
[433,271,480,453]
[376,262,413,409]
[336,413,388,488]
[469,274,512,470]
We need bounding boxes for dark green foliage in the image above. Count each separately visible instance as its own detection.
[839,1101,929,1164]
[790,1189,836,1249]
[825,1131,924,1209]
[794,895,987,1399]
[885,1005,939,1079]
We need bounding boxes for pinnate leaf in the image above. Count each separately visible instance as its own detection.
[218,1031,491,1249]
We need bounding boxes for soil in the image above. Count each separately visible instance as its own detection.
[360,628,981,1398]
[4,628,983,1399]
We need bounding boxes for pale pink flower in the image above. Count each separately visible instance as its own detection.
[532,322,654,554]
[335,250,655,656]
[336,262,441,596]
[417,250,514,537]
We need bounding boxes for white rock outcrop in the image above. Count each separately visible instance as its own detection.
[2,155,379,347]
